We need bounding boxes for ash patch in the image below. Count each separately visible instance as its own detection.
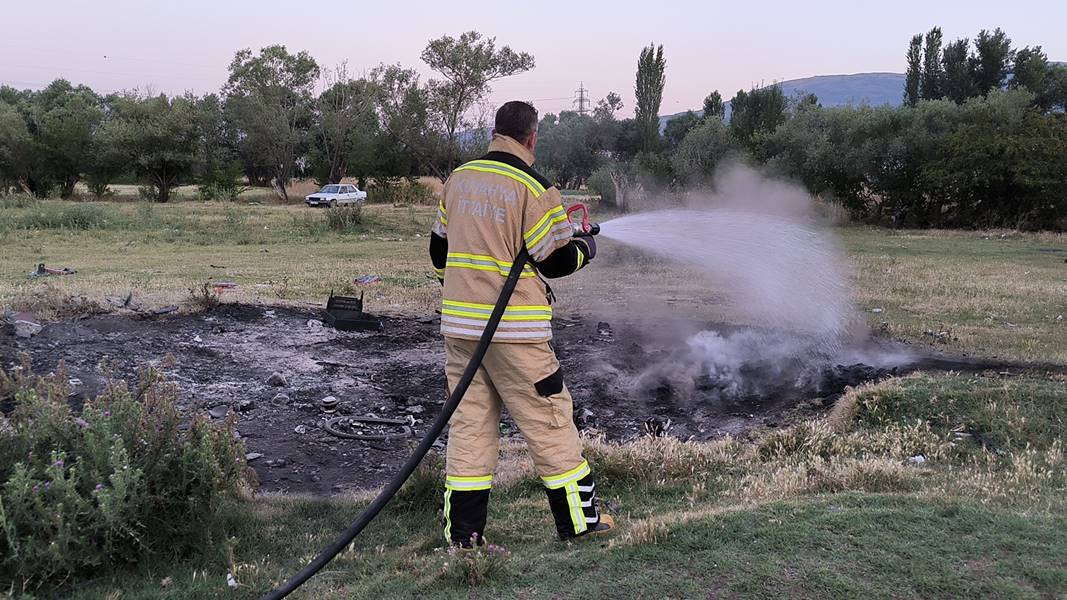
[2,307,1051,495]
[1,304,446,496]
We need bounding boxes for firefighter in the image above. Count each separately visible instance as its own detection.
[428,101,613,547]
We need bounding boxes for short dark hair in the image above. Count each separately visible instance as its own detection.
[494,101,538,142]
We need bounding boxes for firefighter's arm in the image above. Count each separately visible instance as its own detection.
[531,237,595,279]
[429,198,448,282]
[523,187,575,262]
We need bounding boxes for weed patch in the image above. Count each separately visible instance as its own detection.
[0,359,252,592]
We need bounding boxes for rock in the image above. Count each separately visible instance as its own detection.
[596,322,613,337]
[272,393,290,405]
[209,406,229,419]
[307,319,324,331]
[267,371,287,387]
[153,305,179,315]
[245,452,263,462]
[319,396,339,412]
[14,320,42,338]
[294,424,308,435]
[236,399,254,412]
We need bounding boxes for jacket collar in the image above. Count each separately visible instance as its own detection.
[487,134,535,166]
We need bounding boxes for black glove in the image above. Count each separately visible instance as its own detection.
[574,236,596,262]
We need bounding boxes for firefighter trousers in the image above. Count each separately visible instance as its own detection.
[442,337,601,543]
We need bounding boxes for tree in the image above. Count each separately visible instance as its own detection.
[672,118,734,186]
[729,85,786,150]
[942,38,974,104]
[904,34,923,106]
[535,111,601,188]
[1043,65,1067,113]
[702,91,725,120]
[0,100,29,193]
[594,92,623,121]
[662,110,701,150]
[314,65,378,183]
[634,43,666,152]
[972,28,1014,96]
[924,90,1067,229]
[371,63,446,179]
[1010,46,1058,112]
[420,31,534,174]
[102,94,200,203]
[224,45,320,201]
[921,27,943,100]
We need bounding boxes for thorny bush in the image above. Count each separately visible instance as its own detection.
[0,357,253,591]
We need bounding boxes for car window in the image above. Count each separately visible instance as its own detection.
[343,185,354,193]
[321,185,340,194]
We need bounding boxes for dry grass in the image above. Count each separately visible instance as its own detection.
[0,202,439,319]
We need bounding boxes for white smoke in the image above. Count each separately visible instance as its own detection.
[596,163,909,402]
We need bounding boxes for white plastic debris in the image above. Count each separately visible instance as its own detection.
[908,455,926,464]
[226,572,239,589]
[294,425,308,435]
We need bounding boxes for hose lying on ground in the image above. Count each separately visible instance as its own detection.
[258,248,530,600]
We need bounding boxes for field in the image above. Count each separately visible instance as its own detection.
[1,199,1065,598]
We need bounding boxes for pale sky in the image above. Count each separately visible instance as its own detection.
[2,0,1064,116]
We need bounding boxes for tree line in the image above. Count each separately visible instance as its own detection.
[2,27,1065,229]
[536,28,1066,229]
[0,32,532,202]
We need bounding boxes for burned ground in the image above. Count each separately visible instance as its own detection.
[1,304,1053,496]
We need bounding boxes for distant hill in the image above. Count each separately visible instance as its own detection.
[660,72,906,128]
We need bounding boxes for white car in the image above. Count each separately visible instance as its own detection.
[305,184,367,207]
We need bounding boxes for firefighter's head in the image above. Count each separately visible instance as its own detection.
[493,101,538,152]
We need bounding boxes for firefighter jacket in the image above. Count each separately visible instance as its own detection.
[429,134,592,343]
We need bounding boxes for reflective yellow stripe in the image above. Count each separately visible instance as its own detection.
[542,460,591,489]
[577,248,585,270]
[445,252,537,278]
[443,488,453,541]
[566,481,586,534]
[454,162,545,198]
[441,299,553,322]
[434,267,445,278]
[442,300,553,312]
[524,205,568,246]
[441,309,549,322]
[446,474,493,491]
[459,160,546,195]
[438,201,447,215]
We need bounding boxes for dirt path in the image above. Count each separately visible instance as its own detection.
[2,304,1051,496]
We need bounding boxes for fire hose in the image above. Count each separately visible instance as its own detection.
[259,206,598,600]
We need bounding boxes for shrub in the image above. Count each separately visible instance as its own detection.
[367,177,436,205]
[323,205,363,232]
[0,194,38,209]
[0,359,252,590]
[13,203,118,231]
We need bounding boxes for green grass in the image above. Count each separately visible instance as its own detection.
[55,373,1066,599]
